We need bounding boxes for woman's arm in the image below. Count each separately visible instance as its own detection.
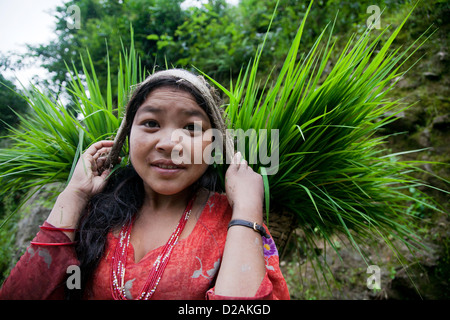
[214,152,267,297]
[0,141,114,299]
[0,222,79,299]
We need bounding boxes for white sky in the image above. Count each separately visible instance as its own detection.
[0,0,64,85]
[0,0,239,87]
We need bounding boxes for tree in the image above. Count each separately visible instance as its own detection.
[27,0,187,94]
[0,74,28,136]
[155,0,252,83]
[23,0,410,98]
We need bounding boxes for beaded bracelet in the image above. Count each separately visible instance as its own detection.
[40,225,77,232]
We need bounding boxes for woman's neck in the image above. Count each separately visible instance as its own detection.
[141,186,194,218]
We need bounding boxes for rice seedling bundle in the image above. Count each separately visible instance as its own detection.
[205,1,447,258]
[0,3,447,270]
[0,37,145,221]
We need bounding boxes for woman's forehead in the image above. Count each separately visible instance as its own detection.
[136,86,211,123]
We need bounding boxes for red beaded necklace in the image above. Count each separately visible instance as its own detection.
[110,197,195,300]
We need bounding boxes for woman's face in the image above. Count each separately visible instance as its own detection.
[129,86,213,196]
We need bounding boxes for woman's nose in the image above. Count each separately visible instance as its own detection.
[155,128,184,154]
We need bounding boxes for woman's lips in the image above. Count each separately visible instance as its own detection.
[151,165,184,175]
[150,160,186,175]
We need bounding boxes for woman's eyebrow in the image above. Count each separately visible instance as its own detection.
[180,109,209,121]
[137,104,209,122]
[138,105,162,114]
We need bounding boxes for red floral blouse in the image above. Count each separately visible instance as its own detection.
[0,193,290,300]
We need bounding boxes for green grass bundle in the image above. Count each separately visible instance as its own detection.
[0,37,144,226]
[0,2,447,277]
[205,2,447,261]
[0,37,144,193]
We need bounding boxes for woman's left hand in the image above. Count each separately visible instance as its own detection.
[215,152,266,297]
[225,152,264,221]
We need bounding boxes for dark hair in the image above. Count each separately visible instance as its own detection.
[70,77,221,299]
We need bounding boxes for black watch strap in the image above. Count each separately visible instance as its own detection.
[228,219,270,238]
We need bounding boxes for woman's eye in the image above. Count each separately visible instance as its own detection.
[185,123,202,132]
[144,120,159,128]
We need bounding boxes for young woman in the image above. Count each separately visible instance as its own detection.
[0,69,289,300]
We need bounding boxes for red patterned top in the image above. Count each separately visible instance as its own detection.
[0,193,290,300]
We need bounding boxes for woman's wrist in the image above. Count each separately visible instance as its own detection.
[64,183,92,203]
[46,188,89,230]
[230,202,263,224]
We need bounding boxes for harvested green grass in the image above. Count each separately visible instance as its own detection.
[0,1,448,286]
[203,1,448,268]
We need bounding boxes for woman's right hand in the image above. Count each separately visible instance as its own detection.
[46,140,115,236]
[66,140,115,200]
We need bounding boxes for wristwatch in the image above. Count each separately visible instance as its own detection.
[228,219,270,238]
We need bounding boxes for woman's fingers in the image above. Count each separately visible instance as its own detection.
[85,140,115,157]
[231,152,248,169]
[65,141,115,198]
[92,147,112,161]
[83,141,114,174]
